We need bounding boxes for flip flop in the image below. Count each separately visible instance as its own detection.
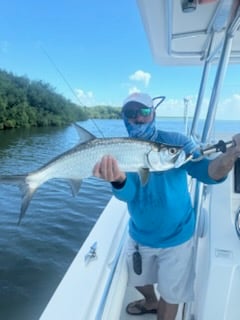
[126,299,157,315]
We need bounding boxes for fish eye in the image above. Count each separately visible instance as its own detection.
[169,147,178,154]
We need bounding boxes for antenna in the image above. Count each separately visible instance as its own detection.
[183,97,190,135]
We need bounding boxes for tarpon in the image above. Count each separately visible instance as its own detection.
[0,124,191,223]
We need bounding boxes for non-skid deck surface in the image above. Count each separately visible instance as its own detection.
[120,286,183,320]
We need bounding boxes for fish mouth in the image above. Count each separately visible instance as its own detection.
[174,151,193,168]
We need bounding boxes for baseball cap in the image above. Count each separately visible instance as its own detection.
[122,92,153,109]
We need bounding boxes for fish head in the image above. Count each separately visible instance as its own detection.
[147,144,188,171]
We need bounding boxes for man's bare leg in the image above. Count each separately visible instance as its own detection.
[158,297,178,320]
[136,284,158,308]
[127,285,178,320]
[126,285,158,314]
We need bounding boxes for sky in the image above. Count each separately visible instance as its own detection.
[0,0,240,119]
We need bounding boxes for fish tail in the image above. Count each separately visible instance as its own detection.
[0,175,37,224]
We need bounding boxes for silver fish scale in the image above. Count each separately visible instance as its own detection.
[30,138,185,188]
[29,138,157,186]
[80,139,153,173]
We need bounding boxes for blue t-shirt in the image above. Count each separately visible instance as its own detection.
[112,130,224,248]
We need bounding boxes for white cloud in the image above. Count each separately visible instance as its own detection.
[129,70,151,87]
[217,94,240,119]
[156,98,195,118]
[155,93,240,120]
[75,89,95,106]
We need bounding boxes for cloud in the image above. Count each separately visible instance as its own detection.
[156,98,195,118]
[155,93,240,120]
[129,70,151,87]
[75,89,95,106]
[217,94,240,119]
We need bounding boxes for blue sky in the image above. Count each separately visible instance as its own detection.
[0,0,239,119]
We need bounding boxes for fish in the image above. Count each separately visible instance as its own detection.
[0,124,191,224]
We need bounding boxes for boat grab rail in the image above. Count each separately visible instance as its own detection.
[235,208,240,239]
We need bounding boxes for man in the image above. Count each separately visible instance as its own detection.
[93,92,240,320]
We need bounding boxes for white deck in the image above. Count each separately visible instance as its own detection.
[120,286,184,320]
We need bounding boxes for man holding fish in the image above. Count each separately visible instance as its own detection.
[93,92,240,320]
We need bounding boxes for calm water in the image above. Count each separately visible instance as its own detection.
[0,119,239,320]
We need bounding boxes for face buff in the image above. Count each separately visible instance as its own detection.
[123,115,158,141]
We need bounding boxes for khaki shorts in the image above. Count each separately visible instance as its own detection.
[126,236,195,304]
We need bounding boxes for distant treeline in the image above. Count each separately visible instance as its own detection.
[0,69,121,130]
[84,105,122,119]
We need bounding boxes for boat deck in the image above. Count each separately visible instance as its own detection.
[120,287,156,320]
[40,156,240,320]
[120,286,183,320]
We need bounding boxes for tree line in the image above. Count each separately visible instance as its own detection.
[0,69,121,130]
[84,105,122,119]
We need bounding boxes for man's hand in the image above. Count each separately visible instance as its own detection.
[208,133,240,180]
[93,155,126,183]
[232,133,240,155]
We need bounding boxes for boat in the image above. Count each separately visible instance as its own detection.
[40,1,240,319]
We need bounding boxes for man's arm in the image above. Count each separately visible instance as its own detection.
[208,133,240,180]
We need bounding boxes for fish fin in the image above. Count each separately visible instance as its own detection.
[69,179,82,196]
[0,175,37,225]
[138,168,150,185]
[73,123,96,142]
[18,182,37,225]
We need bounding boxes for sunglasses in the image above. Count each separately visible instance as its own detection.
[123,107,153,119]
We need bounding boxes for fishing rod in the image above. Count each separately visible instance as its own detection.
[40,44,105,138]
[186,140,236,162]
[41,45,82,105]
[200,139,235,155]
[190,139,236,162]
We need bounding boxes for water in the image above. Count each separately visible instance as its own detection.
[0,119,238,320]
